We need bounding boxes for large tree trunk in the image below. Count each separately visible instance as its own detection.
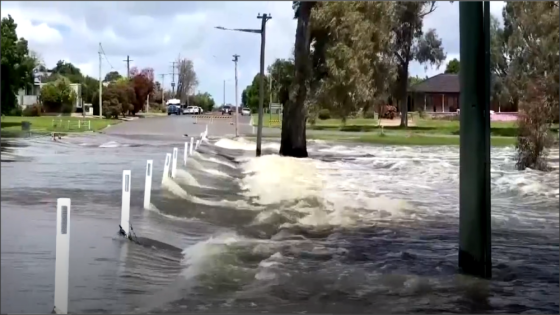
[279,3,313,158]
[399,65,410,127]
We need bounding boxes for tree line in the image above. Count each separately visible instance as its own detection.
[243,2,558,171]
[1,15,216,118]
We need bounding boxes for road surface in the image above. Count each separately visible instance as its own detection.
[104,114,253,140]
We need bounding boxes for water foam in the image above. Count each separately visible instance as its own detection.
[187,156,233,178]
[193,151,237,169]
[161,176,261,210]
[214,138,280,151]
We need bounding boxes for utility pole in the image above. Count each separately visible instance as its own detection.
[255,13,272,157]
[170,61,177,96]
[458,1,492,279]
[223,80,226,106]
[98,43,103,118]
[160,74,166,106]
[123,55,133,78]
[233,54,240,137]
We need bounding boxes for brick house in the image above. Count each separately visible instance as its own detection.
[407,73,517,113]
[407,73,460,113]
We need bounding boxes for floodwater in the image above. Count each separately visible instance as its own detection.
[1,134,558,314]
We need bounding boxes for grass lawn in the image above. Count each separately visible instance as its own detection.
[1,116,121,135]
[252,114,380,129]
[252,114,559,138]
[306,133,517,147]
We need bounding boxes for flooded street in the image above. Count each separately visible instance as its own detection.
[1,133,558,314]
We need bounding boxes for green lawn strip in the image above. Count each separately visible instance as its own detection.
[306,133,516,147]
[253,115,559,138]
[246,131,516,147]
[1,116,121,133]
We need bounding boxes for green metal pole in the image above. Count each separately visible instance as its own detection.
[458,1,492,279]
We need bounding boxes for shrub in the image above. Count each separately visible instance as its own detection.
[8,107,22,116]
[318,109,331,120]
[516,80,555,171]
[22,104,43,117]
[103,99,123,119]
[379,105,397,119]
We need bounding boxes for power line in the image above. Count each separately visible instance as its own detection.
[99,43,115,70]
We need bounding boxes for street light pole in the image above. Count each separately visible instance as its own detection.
[214,15,271,155]
[256,13,271,157]
[233,54,240,137]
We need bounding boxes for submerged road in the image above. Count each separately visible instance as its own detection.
[2,113,558,314]
[104,114,253,140]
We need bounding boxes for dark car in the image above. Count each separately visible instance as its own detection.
[167,104,182,115]
[221,106,232,115]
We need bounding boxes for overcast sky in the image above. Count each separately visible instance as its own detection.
[2,1,505,105]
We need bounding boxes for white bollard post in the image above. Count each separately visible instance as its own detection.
[143,160,153,209]
[88,120,91,130]
[54,198,71,315]
[78,120,81,129]
[162,153,171,182]
[171,147,178,178]
[189,137,194,156]
[184,142,188,166]
[195,139,200,150]
[121,170,131,238]
[205,125,208,138]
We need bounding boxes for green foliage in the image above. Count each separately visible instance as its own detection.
[8,106,23,116]
[311,2,396,123]
[92,80,136,118]
[392,2,446,127]
[22,104,43,117]
[506,2,559,170]
[241,74,270,113]
[317,109,330,120]
[1,15,38,115]
[444,58,460,74]
[189,92,216,112]
[104,71,122,83]
[40,78,77,114]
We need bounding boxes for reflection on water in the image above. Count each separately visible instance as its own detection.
[1,134,558,314]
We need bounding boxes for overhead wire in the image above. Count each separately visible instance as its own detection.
[99,43,115,70]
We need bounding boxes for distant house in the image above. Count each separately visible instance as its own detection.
[407,73,517,113]
[407,73,460,113]
[17,70,82,109]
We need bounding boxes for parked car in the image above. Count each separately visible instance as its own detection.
[241,108,251,116]
[183,106,197,115]
[221,106,232,115]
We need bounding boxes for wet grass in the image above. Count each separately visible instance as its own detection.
[1,116,121,134]
[306,133,517,147]
[253,114,558,138]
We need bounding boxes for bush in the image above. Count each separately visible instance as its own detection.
[516,80,555,171]
[22,104,43,117]
[379,105,397,119]
[8,107,22,116]
[318,109,331,120]
[103,99,123,119]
